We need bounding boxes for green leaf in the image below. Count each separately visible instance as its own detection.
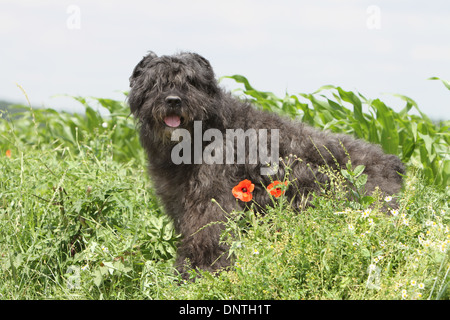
[355,174,368,189]
[94,98,127,114]
[443,160,450,186]
[341,169,352,180]
[402,140,416,161]
[410,121,418,142]
[337,87,367,132]
[361,248,371,258]
[361,196,375,206]
[418,132,435,158]
[389,93,432,123]
[93,269,103,287]
[353,165,365,178]
[372,99,399,154]
[428,76,450,91]
[220,75,255,91]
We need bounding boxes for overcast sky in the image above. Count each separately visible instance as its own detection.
[1,0,449,119]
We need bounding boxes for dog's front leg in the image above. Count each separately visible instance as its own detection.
[174,200,232,279]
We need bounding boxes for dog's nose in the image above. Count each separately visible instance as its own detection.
[165,95,182,107]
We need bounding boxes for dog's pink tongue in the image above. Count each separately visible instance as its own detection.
[164,115,181,128]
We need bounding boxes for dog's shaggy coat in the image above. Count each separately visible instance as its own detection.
[128,51,404,278]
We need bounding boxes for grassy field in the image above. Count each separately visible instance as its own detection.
[0,77,449,300]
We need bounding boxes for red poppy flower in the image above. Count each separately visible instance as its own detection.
[5,150,11,158]
[267,180,288,198]
[232,179,254,202]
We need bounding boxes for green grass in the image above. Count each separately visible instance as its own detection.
[0,76,449,299]
[0,147,178,299]
[171,172,449,300]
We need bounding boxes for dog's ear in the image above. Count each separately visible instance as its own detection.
[128,51,158,115]
[190,53,213,71]
[187,53,220,96]
[129,51,158,88]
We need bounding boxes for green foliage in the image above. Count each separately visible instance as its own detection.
[161,171,449,300]
[0,95,144,166]
[0,136,178,299]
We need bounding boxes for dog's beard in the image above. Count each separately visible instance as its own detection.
[138,93,217,146]
[161,126,182,143]
[144,108,194,145]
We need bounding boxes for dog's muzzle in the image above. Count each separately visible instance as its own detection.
[163,96,183,128]
[165,95,182,108]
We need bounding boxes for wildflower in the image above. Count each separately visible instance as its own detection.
[384,196,392,202]
[252,248,259,255]
[390,209,399,216]
[368,218,374,226]
[421,239,431,248]
[416,292,423,299]
[348,224,354,231]
[5,150,11,158]
[410,280,417,286]
[101,245,109,253]
[418,283,425,290]
[267,180,288,198]
[401,289,408,299]
[81,264,89,271]
[368,264,377,271]
[232,179,254,202]
[362,209,371,218]
[398,242,408,249]
[425,221,432,227]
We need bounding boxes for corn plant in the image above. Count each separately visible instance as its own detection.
[222,75,449,187]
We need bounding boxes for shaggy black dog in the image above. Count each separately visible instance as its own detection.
[128,51,404,278]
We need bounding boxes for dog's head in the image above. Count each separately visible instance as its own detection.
[128,51,226,142]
